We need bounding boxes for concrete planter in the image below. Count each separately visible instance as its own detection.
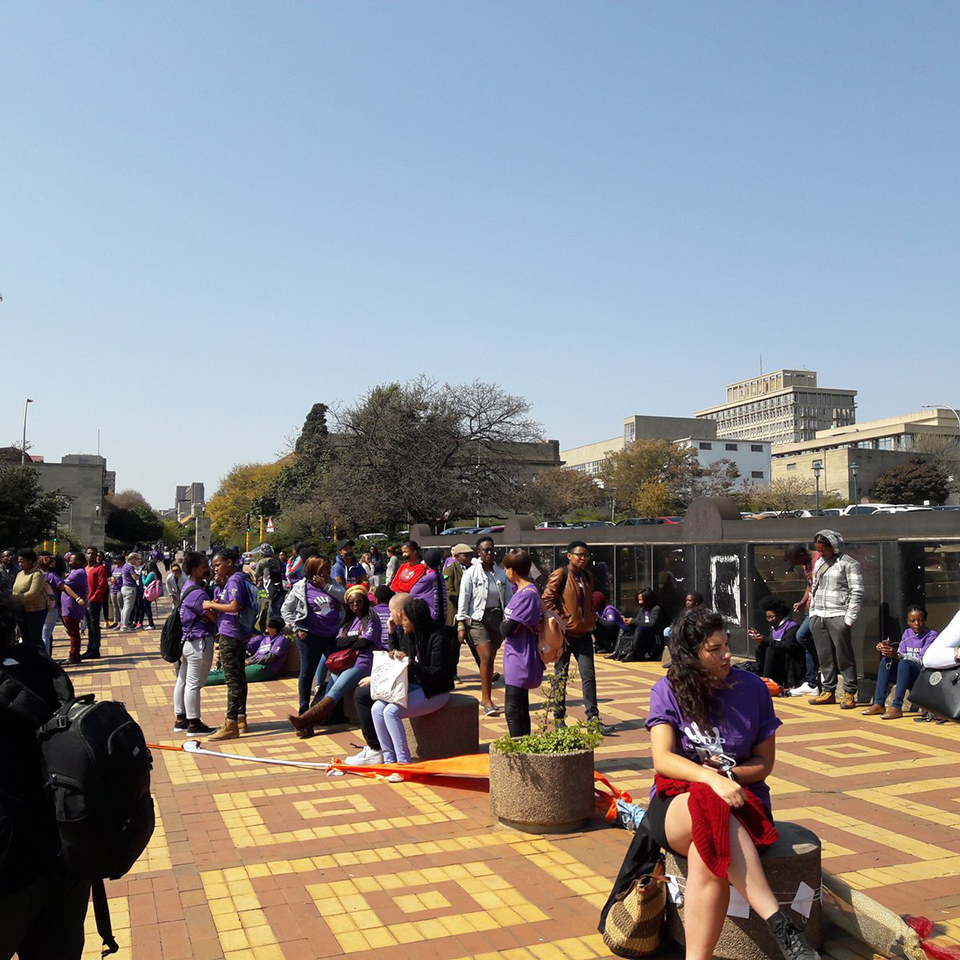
[489,747,595,834]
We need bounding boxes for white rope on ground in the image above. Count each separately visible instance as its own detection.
[180,739,333,770]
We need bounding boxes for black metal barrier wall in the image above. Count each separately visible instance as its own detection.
[412,498,960,697]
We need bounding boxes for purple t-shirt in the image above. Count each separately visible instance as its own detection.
[121,563,137,588]
[502,584,544,689]
[181,583,215,643]
[304,583,340,637]
[410,568,441,621]
[110,565,123,593]
[600,604,626,630]
[214,572,248,639]
[61,568,88,620]
[338,612,384,673]
[373,603,392,646]
[898,627,938,662]
[246,632,290,678]
[645,671,782,810]
[44,570,63,592]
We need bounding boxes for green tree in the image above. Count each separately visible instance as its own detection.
[0,466,71,546]
[161,519,191,547]
[207,462,284,542]
[270,403,331,509]
[600,440,700,516]
[105,504,163,545]
[874,458,949,506]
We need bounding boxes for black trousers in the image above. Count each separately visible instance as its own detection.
[552,632,599,721]
[0,870,91,960]
[354,684,381,750]
[504,684,531,737]
[85,602,102,655]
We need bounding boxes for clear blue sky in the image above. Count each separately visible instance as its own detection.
[3,2,958,508]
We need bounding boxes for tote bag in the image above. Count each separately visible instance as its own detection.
[370,649,409,707]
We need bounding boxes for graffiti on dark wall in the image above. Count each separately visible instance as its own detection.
[710,554,742,625]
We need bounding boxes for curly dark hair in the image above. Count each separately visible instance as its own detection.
[666,607,728,730]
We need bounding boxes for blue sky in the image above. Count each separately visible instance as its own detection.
[3,2,958,507]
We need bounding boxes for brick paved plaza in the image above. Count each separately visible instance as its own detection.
[63,608,960,960]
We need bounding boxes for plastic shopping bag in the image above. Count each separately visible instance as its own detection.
[370,650,409,707]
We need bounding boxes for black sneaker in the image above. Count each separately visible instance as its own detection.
[186,720,216,735]
[81,650,101,660]
[767,911,820,960]
[173,717,190,732]
[598,722,616,736]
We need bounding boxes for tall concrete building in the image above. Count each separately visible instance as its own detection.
[695,369,857,445]
[30,454,116,548]
[176,483,205,521]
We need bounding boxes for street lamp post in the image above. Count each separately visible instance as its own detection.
[812,460,823,516]
[21,398,33,464]
[850,461,859,507]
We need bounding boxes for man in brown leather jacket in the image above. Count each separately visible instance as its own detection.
[542,540,615,735]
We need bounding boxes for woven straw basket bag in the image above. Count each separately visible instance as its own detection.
[602,856,667,958]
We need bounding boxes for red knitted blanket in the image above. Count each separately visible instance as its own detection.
[654,775,779,878]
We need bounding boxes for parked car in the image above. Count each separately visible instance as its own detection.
[475,525,505,535]
[616,517,665,526]
[358,532,388,540]
[840,503,892,516]
[657,516,684,524]
[535,521,571,529]
[571,520,615,528]
[873,506,934,514]
[440,526,481,535]
[932,504,960,511]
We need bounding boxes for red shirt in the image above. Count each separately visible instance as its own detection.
[85,563,108,603]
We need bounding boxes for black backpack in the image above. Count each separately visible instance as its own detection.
[160,583,206,662]
[0,654,155,956]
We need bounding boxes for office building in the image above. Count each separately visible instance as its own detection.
[30,454,116,548]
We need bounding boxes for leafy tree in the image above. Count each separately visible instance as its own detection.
[161,519,191,547]
[0,466,71,546]
[270,403,331,509]
[320,379,541,529]
[600,440,701,516]
[207,462,284,542]
[110,489,154,511]
[874,458,949,506]
[105,504,163,545]
[520,469,603,520]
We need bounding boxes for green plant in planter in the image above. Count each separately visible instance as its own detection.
[492,667,603,755]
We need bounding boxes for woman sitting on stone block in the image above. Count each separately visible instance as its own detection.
[644,607,819,960]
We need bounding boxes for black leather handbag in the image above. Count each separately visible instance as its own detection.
[909,665,960,721]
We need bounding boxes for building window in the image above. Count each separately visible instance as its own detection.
[751,471,764,479]
[725,443,738,451]
[699,442,712,450]
[786,463,796,471]
[751,444,763,452]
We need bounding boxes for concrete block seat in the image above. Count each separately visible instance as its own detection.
[665,821,822,960]
[403,693,480,760]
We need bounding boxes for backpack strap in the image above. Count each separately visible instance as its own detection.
[92,877,119,956]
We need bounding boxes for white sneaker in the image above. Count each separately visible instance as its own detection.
[345,746,384,765]
[790,682,819,697]
[385,772,404,783]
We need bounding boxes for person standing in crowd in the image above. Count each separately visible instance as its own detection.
[172,552,216,736]
[807,530,863,709]
[415,549,446,626]
[500,550,544,738]
[282,556,342,727]
[384,544,400,587]
[119,551,140,632]
[332,540,366,587]
[642,607,818,960]
[444,543,482,679]
[12,549,47,649]
[862,605,938,721]
[139,561,161,630]
[108,552,125,629]
[286,544,306,587]
[82,547,107,660]
[543,541,615,735]
[37,551,62,655]
[748,597,804,689]
[203,548,254,741]
[0,591,92,959]
[289,584,383,736]
[353,598,455,779]
[98,552,112,627]
[61,552,89,665]
[254,544,284,619]
[165,562,186,608]
[390,540,426,593]
[785,543,821,696]
[0,548,18,597]
[360,552,376,587]
[456,536,511,716]
[369,544,384,583]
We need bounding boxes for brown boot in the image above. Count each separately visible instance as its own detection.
[237,715,249,734]
[881,707,903,720]
[861,704,885,716]
[207,718,240,741]
[809,690,836,705]
[288,697,336,736]
[839,692,857,710]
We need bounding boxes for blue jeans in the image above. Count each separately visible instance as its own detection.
[874,657,922,710]
[297,633,335,714]
[323,664,370,704]
[371,684,451,763]
[42,607,59,655]
[796,615,820,686]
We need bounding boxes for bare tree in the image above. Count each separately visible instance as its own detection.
[912,434,960,492]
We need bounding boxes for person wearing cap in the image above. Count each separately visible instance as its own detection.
[289,584,383,736]
[807,530,864,709]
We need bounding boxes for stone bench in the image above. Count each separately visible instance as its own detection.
[665,821,822,960]
[403,693,480,760]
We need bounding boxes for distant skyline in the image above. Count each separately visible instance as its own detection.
[3,2,958,507]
